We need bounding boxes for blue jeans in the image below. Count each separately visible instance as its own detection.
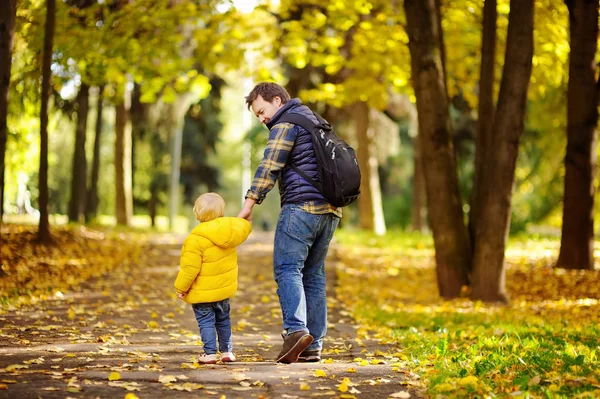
[273,204,340,352]
[192,299,232,355]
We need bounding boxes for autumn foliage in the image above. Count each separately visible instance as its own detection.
[335,231,600,398]
[0,224,141,307]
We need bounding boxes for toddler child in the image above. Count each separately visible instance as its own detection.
[174,192,251,364]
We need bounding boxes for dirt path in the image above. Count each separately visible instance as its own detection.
[0,232,423,398]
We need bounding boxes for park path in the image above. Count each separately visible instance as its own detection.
[0,232,423,399]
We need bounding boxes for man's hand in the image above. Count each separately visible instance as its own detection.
[237,198,256,222]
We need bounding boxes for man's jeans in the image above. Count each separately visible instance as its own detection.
[274,204,340,352]
[192,299,232,355]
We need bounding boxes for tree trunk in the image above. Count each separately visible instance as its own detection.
[471,0,534,302]
[355,101,386,235]
[412,139,427,232]
[85,85,104,222]
[0,0,17,223]
[149,181,157,227]
[404,0,471,298]
[68,83,89,223]
[38,0,55,243]
[470,0,497,254]
[115,87,133,226]
[556,0,599,270]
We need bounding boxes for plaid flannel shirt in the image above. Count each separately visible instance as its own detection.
[245,122,342,218]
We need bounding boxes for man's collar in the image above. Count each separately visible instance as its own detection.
[266,98,302,129]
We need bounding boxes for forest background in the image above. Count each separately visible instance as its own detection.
[1,0,600,397]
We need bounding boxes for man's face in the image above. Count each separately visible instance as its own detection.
[251,95,283,125]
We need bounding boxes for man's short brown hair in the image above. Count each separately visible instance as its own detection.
[245,82,291,109]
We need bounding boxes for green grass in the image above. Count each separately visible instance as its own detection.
[335,231,600,398]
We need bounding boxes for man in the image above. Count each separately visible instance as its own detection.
[238,82,341,364]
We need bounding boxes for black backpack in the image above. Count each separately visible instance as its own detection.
[278,111,361,207]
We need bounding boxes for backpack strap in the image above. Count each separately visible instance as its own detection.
[276,113,324,192]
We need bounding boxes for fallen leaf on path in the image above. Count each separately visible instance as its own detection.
[5,365,28,372]
[158,375,177,384]
[300,382,311,390]
[108,372,121,381]
[108,381,142,391]
[389,391,411,398]
[314,369,327,377]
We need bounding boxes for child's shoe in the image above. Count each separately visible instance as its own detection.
[197,353,218,364]
[221,352,236,362]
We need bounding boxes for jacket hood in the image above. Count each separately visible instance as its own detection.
[190,217,251,248]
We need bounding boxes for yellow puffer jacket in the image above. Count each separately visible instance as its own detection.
[174,217,251,304]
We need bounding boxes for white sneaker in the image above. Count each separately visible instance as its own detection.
[221,352,236,362]
[197,353,217,364]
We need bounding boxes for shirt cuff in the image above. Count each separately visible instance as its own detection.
[245,190,264,204]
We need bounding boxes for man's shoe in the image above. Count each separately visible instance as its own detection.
[197,353,218,364]
[276,330,313,364]
[221,352,236,362]
[298,349,321,362]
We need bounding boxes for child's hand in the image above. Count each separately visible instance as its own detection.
[177,292,186,300]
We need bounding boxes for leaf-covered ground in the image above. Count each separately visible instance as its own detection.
[0,224,142,307]
[334,230,600,398]
[0,226,423,398]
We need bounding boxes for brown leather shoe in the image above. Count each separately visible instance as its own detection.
[276,330,313,364]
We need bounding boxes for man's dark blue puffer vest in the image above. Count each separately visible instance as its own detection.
[266,98,327,205]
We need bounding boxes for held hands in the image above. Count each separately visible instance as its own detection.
[237,198,256,222]
[177,292,186,300]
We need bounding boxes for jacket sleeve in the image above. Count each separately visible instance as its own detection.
[174,237,202,294]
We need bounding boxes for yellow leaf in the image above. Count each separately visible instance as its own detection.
[347,367,357,373]
[260,295,271,303]
[151,312,158,319]
[147,321,159,329]
[300,382,311,391]
[458,376,478,386]
[339,395,356,399]
[5,365,28,372]
[0,385,7,390]
[338,382,349,392]
[436,383,455,392]
[359,360,369,366]
[108,372,121,381]
[159,375,178,384]
[125,394,140,399]
[314,369,327,377]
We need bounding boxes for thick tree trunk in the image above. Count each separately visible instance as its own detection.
[115,88,133,226]
[68,84,89,223]
[470,0,497,253]
[38,0,55,243]
[556,0,599,271]
[471,0,534,302]
[85,85,104,222]
[355,101,386,235]
[404,0,471,298]
[0,0,17,223]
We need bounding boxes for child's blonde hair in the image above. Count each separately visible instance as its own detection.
[193,193,225,222]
